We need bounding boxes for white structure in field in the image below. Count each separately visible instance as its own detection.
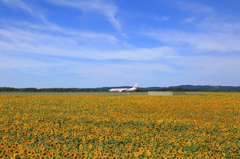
[148,91,173,96]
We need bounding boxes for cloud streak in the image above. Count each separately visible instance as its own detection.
[174,0,215,15]
[0,53,174,79]
[47,0,121,30]
[1,0,46,21]
[146,29,240,52]
[0,24,176,60]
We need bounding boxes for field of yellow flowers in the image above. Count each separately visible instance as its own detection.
[0,95,239,159]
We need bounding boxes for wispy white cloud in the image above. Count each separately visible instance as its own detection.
[1,0,94,34]
[0,0,70,36]
[1,0,33,14]
[174,56,240,75]
[0,54,58,69]
[0,53,174,79]
[175,1,215,15]
[146,29,240,52]
[125,12,169,22]
[144,1,240,53]
[69,62,174,79]
[199,19,240,33]
[154,16,169,21]
[2,49,240,82]
[173,0,240,33]
[183,17,195,23]
[0,24,176,60]
[47,0,121,30]
[1,0,46,21]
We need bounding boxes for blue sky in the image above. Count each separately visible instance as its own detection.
[1,0,240,88]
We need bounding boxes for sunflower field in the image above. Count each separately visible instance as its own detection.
[0,95,239,158]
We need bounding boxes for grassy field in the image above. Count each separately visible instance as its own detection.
[0,95,239,158]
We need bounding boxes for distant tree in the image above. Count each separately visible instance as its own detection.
[0,87,18,91]
[136,88,145,92]
[23,88,38,92]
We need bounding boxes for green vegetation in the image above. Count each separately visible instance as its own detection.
[1,86,240,92]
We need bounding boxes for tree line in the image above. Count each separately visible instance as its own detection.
[0,87,96,92]
[1,87,240,92]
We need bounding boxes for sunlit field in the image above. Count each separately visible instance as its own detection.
[0,95,239,159]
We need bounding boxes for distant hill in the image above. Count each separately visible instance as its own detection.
[95,85,240,91]
[172,85,240,90]
[143,85,240,90]
[1,85,240,92]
